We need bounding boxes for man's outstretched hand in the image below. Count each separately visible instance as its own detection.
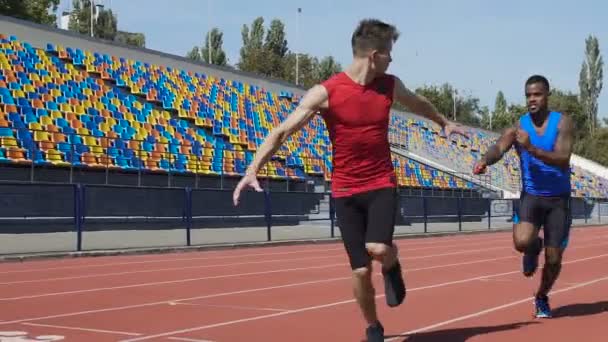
[473,160,487,175]
[233,173,263,206]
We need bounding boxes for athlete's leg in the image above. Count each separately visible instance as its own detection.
[351,264,378,324]
[534,196,571,318]
[513,193,544,277]
[513,221,541,253]
[333,195,381,331]
[365,187,406,308]
[537,246,563,297]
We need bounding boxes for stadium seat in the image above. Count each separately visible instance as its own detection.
[1,34,607,198]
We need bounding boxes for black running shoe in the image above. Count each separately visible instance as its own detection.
[366,321,384,342]
[382,260,406,307]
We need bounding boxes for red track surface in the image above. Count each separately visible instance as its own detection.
[1,226,608,341]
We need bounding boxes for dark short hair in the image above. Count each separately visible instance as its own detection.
[351,19,400,56]
[526,75,550,92]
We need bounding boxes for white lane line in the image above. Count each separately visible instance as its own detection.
[3,242,606,327]
[168,337,216,342]
[0,233,511,275]
[0,253,524,325]
[0,245,513,301]
[385,274,608,341]
[21,322,142,336]
[0,237,519,286]
[168,302,288,312]
[116,252,608,342]
[5,236,608,301]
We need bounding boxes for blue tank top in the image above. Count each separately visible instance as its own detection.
[518,111,571,197]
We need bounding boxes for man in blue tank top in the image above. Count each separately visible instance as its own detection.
[473,75,574,319]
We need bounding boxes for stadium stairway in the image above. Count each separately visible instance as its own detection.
[46,44,322,186]
[40,40,483,197]
[390,144,509,198]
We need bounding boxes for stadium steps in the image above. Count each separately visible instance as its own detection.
[37,41,515,198]
[46,49,317,184]
[390,144,508,198]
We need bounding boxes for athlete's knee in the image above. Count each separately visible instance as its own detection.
[352,265,372,281]
[544,248,563,266]
[365,242,392,260]
[513,222,539,253]
[513,236,534,253]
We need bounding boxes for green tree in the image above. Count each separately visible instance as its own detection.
[237,17,267,74]
[92,7,117,41]
[68,0,144,47]
[187,28,227,66]
[579,35,604,134]
[576,127,608,166]
[0,0,59,26]
[488,91,508,131]
[202,28,227,66]
[115,31,145,48]
[186,46,203,62]
[263,19,288,78]
[282,53,318,88]
[494,91,507,114]
[315,56,342,82]
[414,84,482,127]
[68,0,114,39]
[478,106,491,130]
[238,17,289,78]
[549,89,586,138]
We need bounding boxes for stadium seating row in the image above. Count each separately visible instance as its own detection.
[0,33,606,197]
[389,114,608,198]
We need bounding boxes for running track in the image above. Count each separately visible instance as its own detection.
[1,226,607,341]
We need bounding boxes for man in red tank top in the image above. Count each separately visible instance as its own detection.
[233,19,467,341]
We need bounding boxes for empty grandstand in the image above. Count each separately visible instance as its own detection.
[0,15,486,198]
[0,14,606,254]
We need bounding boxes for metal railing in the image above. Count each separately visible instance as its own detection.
[0,182,605,255]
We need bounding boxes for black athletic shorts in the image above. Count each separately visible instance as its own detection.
[513,192,572,249]
[334,187,398,270]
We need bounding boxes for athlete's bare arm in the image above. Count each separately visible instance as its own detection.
[484,127,517,165]
[233,84,328,205]
[473,126,516,174]
[393,76,448,128]
[393,76,468,138]
[517,115,574,169]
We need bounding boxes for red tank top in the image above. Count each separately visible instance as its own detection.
[320,72,397,198]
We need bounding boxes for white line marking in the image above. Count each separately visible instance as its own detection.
[168,337,215,342]
[5,237,608,301]
[21,322,141,336]
[168,302,288,312]
[477,278,516,283]
[0,331,65,341]
[0,234,512,276]
[561,282,586,286]
[0,234,510,275]
[385,274,608,341]
[116,252,608,342]
[0,238,516,286]
[0,246,514,301]
[2,240,606,326]
[0,253,524,325]
[0,255,340,286]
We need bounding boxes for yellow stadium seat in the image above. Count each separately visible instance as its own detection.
[33,131,50,142]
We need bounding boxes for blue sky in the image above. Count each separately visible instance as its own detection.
[57,0,607,120]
